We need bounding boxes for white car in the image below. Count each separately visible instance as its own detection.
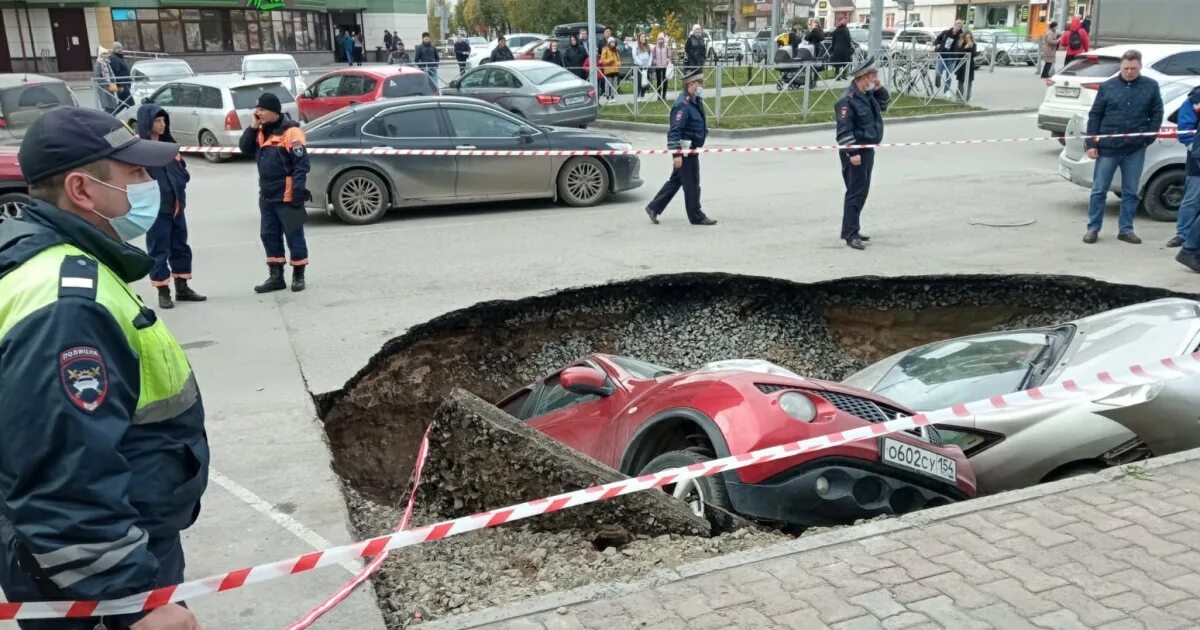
[466,33,549,70]
[1057,79,1200,223]
[242,53,308,96]
[129,59,195,104]
[1038,44,1200,142]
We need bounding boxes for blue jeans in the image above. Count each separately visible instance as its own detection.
[425,66,438,85]
[936,56,955,93]
[1182,176,1200,253]
[1176,174,1200,240]
[1087,148,1146,235]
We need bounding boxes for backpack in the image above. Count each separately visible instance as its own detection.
[1068,29,1082,50]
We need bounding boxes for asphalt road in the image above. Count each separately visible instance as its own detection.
[14,69,1192,628]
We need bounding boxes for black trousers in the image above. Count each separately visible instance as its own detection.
[651,67,667,99]
[647,154,705,223]
[839,149,875,240]
[146,208,192,287]
[1041,61,1054,78]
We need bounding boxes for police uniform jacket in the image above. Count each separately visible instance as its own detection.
[239,116,310,204]
[668,92,707,153]
[1178,86,1200,177]
[835,81,890,155]
[0,201,208,618]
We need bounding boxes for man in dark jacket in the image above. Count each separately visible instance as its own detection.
[109,42,134,109]
[830,20,854,78]
[1173,87,1200,267]
[454,34,471,73]
[389,41,412,64]
[384,30,393,52]
[933,19,964,95]
[489,35,515,63]
[0,107,207,630]
[137,104,205,310]
[239,91,311,292]
[1082,49,1162,245]
[835,56,890,250]
[564,34,588,78]
[415,32,440,83]
[644,69,717,227]
[685,24,707,72]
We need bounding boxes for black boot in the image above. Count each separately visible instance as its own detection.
[157,285,174,310]
[174,278,207,302]
[254,264,287,293]
[291,265,306,292]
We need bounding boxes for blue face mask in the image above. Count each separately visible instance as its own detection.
[86,175,161,242]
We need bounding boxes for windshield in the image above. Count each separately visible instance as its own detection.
[523,66,578,85]
[872,326,1073,411]
[231,83,295,109]
[469,37,487,46]
[607,356,677,379]
[0,82,74,133]
[136,62,192,80]
[244,59,299,77]
[381,74,437,97]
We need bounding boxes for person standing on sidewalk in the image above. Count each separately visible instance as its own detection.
[1082,49,1162,245]
[650,34,672,101]
[415,32,440,85]
[933,20,964,96]
[633,33,651,101]
[1060,16,1089,66]
[685,25,707,74]
[835,56,889,251]
[138,104,205,310]
[644,69,717,227]
[454,34,471,74]
[1171,86,1200,261]
[830,20,854,79]
[239,92,311,293]
[1041,22,1061,78]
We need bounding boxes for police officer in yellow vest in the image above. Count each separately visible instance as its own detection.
[0,108,207,630]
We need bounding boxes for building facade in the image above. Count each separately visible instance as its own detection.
[815,0,959,29]
[0,0,428,74]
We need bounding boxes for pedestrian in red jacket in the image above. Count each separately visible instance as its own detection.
[1060,16,1090,66]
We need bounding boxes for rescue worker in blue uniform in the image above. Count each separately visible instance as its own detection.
[644,68,718,226]
[0,107,208,629]
[239,91,310,293]
[137,103,206,310]
[834,56,889,250]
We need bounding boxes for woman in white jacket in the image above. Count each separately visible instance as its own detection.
[633,33,652,101]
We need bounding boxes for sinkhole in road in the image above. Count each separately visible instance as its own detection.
[315,273,1188,625]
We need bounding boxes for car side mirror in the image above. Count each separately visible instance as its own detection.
[141,97,152,104]
[448,78,460,89]
[518,126,535,143]
[561,366,612,397]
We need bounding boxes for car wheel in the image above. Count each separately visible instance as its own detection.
[1144,169,1186,222]
[997,52,1010,66]
[639,450,734,532]
[0,192,30,222]
[557,157,609,207]
[331,170,390,225]
[199,130,228,164]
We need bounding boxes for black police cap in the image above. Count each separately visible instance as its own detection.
[19,107,178,185]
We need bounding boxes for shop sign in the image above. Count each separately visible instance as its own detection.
[248,0,284,10]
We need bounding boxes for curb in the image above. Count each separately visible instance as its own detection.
[592,107,1037,139]
[425,446,1200,629]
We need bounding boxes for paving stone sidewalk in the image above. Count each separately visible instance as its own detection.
[439,450,1200,630]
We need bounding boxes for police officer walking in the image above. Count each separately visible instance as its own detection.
[644,69,718,226]
[0,107,208,629]
[240,91,311,293]
[834,56,889,250]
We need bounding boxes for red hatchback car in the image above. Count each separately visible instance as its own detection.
[498,354,977,528]
[297,66,439,122]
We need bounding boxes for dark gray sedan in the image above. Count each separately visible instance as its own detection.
[303,96,642,225]
[442,60,597,128]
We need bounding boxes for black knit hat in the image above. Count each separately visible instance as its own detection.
[256,91,282,114]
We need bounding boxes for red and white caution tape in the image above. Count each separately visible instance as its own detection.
[284,425,432,630]
[179,128,1178,157]
[1,352,1195,621]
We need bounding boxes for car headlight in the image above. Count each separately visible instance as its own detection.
[779,392,817,422]
[606,142,633,150]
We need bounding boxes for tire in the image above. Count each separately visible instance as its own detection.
[640,450,734,532]
[1026,60,1036,67]
[199,130,228,163]
[997,52,1010,66]
[0,192,30,222]
[1143,169,1186,223]
[1043,462,1104,482]
[331,169,390,225]
[556,157,609,207]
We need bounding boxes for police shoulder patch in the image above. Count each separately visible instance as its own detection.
[59,346,108,413]
[839,105,849,119]
[292,145,306,157]
[675,110,684,122]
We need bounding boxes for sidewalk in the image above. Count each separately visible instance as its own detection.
[436,449,1200,629]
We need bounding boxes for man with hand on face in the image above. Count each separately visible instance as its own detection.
[835,56,890,250]
[0,107,208,630]
[644,69,717,226]
[240,91,311,293]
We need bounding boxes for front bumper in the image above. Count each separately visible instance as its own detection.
[724,456,966,528]
[606,155,643,193]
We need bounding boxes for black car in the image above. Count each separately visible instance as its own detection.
[303,96,643,225]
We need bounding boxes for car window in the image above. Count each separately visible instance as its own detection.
[488,69,521,89]
[174,84,201,108]
[1060,56,1121,77]
[607,356,676,379]
[445,107,523,138]
[871,329,1067,411]
[381,74,438,98]
[459,68,488,89]
[314,75,342,97]
[500,389,533,419]
[199,86,222,109]
[529,374,598,418]
[338,74,366,96]
[231,84,295,110]
[152,85,175,106]
[363,107,442,138]
[363,77,378,94]
[1153,52,1200,77]
[523,66,577,85]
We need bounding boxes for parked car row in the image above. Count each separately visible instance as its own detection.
[497,298,1200,530]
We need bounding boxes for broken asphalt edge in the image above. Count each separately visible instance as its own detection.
[423,446,1200,630]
